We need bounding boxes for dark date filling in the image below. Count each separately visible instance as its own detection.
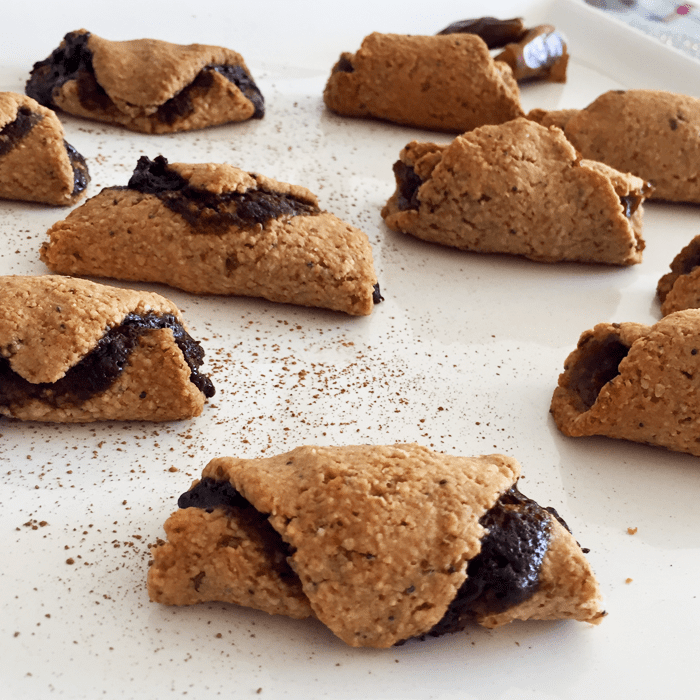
[425,485,552,638]
[64,141,89,196]
[157,64,265,124]
[0,312,214,410]
[0,106,43,157]
[437,17,527,49]
[179,477,297,583]
[26,31,94,108]
[126,155,320,230]
[26,30,264,123]
[566,333,629,411]
[392,161,423,212]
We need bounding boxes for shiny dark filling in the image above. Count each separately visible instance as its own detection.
[64,140,89,196]
[179,477,296,582]
[436,17,527,48]
[157,63,265,124]
[426,485,552,638]
[334,55,355,74]
[26,30,264,122]
[126,155,319,230]
[0,312,214,410]
[392,161,423,212]
[26,31,94,108]
[566,333,629,411]
[0,106,42,157]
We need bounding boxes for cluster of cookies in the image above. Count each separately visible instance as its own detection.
[3,17,700,648]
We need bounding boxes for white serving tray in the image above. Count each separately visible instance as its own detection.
[1,1,699,698]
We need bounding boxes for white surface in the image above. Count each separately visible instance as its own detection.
[1,1,700,698]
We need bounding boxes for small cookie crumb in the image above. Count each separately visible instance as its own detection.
[625,578,633,584]
[627,527,638,535]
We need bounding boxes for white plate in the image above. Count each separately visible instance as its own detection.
[2,2,699,698]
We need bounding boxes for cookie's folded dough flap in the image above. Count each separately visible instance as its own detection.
[323,32,524,132]
[0,275,214,422]
[40,156,380,316]
[26,29,264,134]
[551,311,700,456]
[0,92,89,205]
[657,236,700,316]
[381,118,647,265]
[531,90,700,203]
[148,444,604,648]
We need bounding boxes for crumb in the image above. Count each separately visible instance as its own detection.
[625,578,633,584]
[627,527,638,535]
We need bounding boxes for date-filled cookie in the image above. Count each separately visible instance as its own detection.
[0,92,89,205]
[26,30,264,134]
[0,275,214,422]
[40,156,381,316]
[551,311,700,456]
[323,32,524,132]
[529,90,700,203]
[148,444,604,648]
[657,236,700,316]
[381,118,648,265]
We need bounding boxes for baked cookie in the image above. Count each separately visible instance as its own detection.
[40,156,381,316]
[323,32,524,132]
[148,444,604,648]
[381,118,647,265]
[0,275,214,422]
[438,18,568,82]
[529,90,700,202]
[657,236,700,315]
[0,92,89,205]
[26,29,263,134]
[551,311,700,456]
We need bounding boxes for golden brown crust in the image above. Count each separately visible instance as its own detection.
[323,33,524,132]
[551,312,700,456]
[657,236,700,315]
[149,445,603,648]
[0,92,89,206]
[381,118,646,265]
[536,90,700,202]
[0,275,210,422]
[41,162,378,316]
[43,30,261,133]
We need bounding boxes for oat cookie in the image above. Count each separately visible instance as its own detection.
[148,444,604,648]
[381,118,647,264]
[657,236,700,315]
[323,32,524,132]
[551,311,700,456]
[41,156,381,316]
[529,90,700,202]
[0,92,88,205]
[26,30,263,134]
[0,275,214,422]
